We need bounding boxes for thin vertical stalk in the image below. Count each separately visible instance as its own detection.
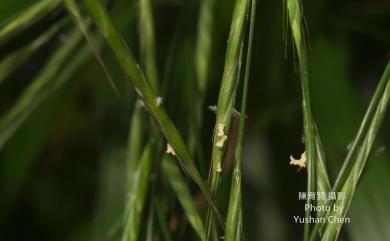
[64,0,119,94]
[225,0,256,240]
[206,0,249,237]
[195,0,217,95]
[139,0,159,89]
[286,1,316,241]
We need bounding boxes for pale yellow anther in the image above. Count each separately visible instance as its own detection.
[166,143,175,156]
[290,151,306,169]
[215,123,228,148]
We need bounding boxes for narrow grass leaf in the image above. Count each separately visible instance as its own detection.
[195,0,217,95]
[0,23,60,84]
[187,0,218,176]
[309,60,390,241]
[209,0,249,187]
[139,0,159,89]
[314,123,332,216]
[122,140,155,241]
[126,103,145,185]
[145,202,155,241]
[320,60,390,241]
[286,1,316,240]
[64,0,119,95]
[0,29,82,149]
[162,155,206,241]
[0,0,61,44]
[154,197,173,241]
[206,0,249,237]
[225,0,256,240]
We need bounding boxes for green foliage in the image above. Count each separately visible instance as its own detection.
[1,1,389,241]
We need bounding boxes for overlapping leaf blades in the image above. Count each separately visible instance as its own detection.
[286,0,390,241]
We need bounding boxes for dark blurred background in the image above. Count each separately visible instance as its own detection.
[0,0,389,240]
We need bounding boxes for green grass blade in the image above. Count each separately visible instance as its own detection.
[314,123,332,215]
[139,0,159,89]
[0,23,60,84]
[145,202,155,241]
[0,29,82,150]
[286,1,317,240]
[0,0,61,44]
[309,60,390,241]
[64,0,119,95]
[126,103,145,185]
[195,0,217,95]
[154,197,173,241]
[332,63,390,195]
[206,1,249,236]
[162,155,206,241]
[82,0,224,226]
[319,60,390,241]
[188,0,218,176]
[122,140,155,241]
[209,0,249,185]
[225,0,256,240]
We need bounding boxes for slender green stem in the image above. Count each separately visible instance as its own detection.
[64,0,119,94]
[139,0,159,89]
[205,1,249,237]
[225,0,256,240]
[286,1,316,240]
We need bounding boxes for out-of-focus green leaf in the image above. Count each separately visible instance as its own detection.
[320,60,390,241]
[162,155,206,241]
[0,0,61,44]
[138,0,159,89]
[0,28,82,150]
[64,0,119,95]
[122,140,155,241]
[0,23,60,84]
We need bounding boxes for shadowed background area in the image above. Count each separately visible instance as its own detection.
[0,0,389,241]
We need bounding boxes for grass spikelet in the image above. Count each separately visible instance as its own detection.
[225,1,256,240]
[206,0,250,239]
[286,0,316,240]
